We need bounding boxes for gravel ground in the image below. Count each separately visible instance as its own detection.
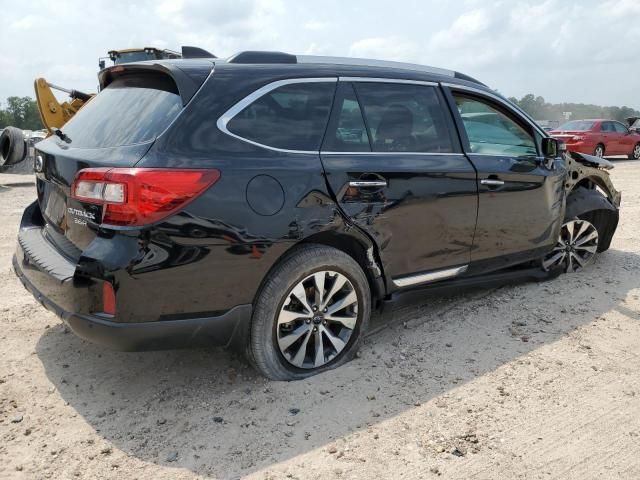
[1,161,639,480]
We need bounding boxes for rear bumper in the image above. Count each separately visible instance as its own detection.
[551,137,595,154]
[13,253,251,350]
[560,142,594,154]
[13,209,252,351]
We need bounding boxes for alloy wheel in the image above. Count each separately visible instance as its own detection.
[633,144,640,160]
[542,219,599,273]
[276,271,358,369]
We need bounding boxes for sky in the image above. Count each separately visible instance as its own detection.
[1,0,639,109]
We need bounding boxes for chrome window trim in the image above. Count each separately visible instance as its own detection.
[442,82,547,138]
[217,77,338,154]
[392,265,468,288]
[339,76,438,87]
[320,151,464,156]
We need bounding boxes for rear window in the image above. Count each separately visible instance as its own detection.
[557,120,595,131]
[226,82,336,151]
[60,73,182,148]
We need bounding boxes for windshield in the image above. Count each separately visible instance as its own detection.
[61,73,182,148]
[557,120,595,131]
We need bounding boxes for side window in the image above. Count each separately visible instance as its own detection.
[353,83,454,153]
[601,122,614,133]
[322,83,370,152]
[613,122,628,134]
[226,82,336,151]
[454,94,537,157]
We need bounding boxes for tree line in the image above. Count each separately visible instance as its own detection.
[0,97,43,131]
[508,94,640,124]
[1,93,639,132]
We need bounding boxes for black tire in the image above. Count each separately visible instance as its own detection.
[629,142,640,160]
[249,244,370,381]
[0,127,26,167]
[542,187,618,273]
[593,144,605,158]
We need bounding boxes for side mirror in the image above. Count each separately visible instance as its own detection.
[98,60,106,70]
[542,137,560,157]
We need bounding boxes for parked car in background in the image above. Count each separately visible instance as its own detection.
[627,117,640,134]
[536,119,560,132]
[550,119,640,159]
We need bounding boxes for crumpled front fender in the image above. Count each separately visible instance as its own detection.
[563,151,621,208]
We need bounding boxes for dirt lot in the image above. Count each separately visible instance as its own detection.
[1,162,639,480]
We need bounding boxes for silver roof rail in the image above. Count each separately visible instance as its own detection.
[296,55,455,78]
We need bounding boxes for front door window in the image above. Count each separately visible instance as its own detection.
[454,95,537,157]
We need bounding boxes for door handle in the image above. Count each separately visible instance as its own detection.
[349,180,388,188]
[480,179,505,187]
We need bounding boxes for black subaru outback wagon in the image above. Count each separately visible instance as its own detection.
[13,51,620,380]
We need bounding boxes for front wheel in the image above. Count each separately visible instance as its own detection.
[542,219,599,273]
[629,143,640,160]
[249,245,370,381]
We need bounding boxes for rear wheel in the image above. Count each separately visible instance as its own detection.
[249,245,370,381]
[629,143,640,160]
[593,144,605,158]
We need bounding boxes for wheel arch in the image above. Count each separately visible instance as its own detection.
[299,230,386,306]
[252,228,388,313]
[565,186,619,252]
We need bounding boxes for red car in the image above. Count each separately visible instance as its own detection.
[550,119,640,159]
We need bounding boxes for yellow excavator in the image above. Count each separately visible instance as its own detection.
[2,46,213,170]
[35,47,187,133]
[34,79,93,133]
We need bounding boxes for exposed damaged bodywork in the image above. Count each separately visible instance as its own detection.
[564,151,621,207]
[562,151,621,252]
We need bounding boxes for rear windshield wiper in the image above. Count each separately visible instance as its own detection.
[53,128,72,144]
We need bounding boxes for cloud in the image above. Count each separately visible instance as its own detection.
[0,0,638,110]
[603,0,640,17]
[348,37,418,61]
[304,20,329,31]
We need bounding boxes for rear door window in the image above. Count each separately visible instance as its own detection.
[353,83,454,153]
[61,73,183,148]
[454,94,537,157]
[226,81,336,151]
[322,83,370,152]
[601,122,615,133]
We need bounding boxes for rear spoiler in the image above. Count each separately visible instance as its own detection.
[98,60,214,106]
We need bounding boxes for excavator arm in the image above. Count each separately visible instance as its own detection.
[34,78,94,133]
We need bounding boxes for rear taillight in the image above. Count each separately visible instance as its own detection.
[71,168,220,226]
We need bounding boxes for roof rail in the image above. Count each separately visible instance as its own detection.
[224,51,485,86]
[296,55,455,78]
[228,51,297,64]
